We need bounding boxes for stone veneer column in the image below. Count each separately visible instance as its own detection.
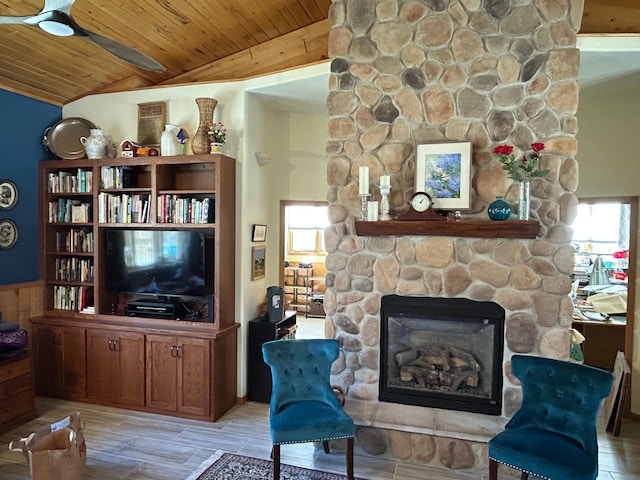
[324,0,585,471]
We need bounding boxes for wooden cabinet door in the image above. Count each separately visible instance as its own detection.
[87,329,144,406]
[146,334,178,412]
[33,324,86,399]
[177,337,210,417]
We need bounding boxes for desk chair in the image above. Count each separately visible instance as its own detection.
[262,339,355,480]
[488,354,613,480]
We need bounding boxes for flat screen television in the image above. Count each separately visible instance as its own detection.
[105,229,211,298]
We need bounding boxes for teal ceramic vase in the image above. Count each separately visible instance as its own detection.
[488,196,511,221]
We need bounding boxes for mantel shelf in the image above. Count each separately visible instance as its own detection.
[354,220,541,239]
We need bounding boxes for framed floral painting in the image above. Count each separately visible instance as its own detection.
[415,142,472,210]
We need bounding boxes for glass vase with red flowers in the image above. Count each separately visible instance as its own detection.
[493,142,548,220]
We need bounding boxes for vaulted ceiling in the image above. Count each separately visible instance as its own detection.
[0,0,638,106]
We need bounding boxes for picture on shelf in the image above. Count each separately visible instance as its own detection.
[415,142,471,210]
[252,224,267,242]
[251,246,266,280]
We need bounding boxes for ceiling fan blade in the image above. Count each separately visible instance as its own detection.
[83,29,165,72]
[0,16,32,24]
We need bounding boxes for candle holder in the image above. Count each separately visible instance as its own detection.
[380,185,391,221]
[360,194,370,221]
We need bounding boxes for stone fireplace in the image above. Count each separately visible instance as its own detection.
[380,295,504,415]
[324,0,583,473]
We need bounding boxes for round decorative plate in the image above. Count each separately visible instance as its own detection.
[0,219,17,249]
[43,117,97,159]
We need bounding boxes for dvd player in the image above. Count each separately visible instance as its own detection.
[125,300,176,319]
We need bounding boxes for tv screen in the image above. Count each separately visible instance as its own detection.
[105,229,209,297]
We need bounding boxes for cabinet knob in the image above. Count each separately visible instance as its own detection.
[176,345,182,358]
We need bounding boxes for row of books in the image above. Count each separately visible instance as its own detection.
[98,193,150,224]
[100,166,137,189]
[55,257,94,282]
[53,285,93,311]
[157,195,214,224]
[48,169,93,193]
[48,199,92,223]
[55,229,94,253]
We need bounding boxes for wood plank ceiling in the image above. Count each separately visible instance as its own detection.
[0,0,637,106]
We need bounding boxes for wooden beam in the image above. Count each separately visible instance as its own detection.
[158,19,329,85]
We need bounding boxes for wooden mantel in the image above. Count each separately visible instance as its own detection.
[354,220,541,239]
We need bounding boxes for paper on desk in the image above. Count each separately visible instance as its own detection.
[587,291,627,314]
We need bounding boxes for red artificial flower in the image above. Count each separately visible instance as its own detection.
[531,142,545,153]
[493,145,513,156]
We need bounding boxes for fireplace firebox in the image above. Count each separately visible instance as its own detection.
[380,295,504,415]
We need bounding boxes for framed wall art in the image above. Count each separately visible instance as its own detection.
[0,219,18,249]
[252,224,267,242]
[137,101,166,148]
[251,246,266,280]
[0,180,18,210]
[415,142,472,210]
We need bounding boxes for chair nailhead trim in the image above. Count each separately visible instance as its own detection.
[489,457,551,480]
[276,435,354,445]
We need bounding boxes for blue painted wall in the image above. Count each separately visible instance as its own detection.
[0,90,61,284]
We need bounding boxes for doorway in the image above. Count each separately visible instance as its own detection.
[570,196,637,371]
[279,200,328,339]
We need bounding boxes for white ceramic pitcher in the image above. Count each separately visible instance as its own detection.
[80,128,108,159]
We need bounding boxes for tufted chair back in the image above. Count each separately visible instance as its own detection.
[262,339,342,416]
[489,354,613,480]
[508,354,612,454]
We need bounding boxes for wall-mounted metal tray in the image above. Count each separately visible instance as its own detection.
[43,117,96,159]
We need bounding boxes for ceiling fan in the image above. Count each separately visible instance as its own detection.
[0,0,165,72]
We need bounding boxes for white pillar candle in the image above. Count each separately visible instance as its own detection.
[359,166,369,195]
[367,201,379,221]
[380,175,390,187]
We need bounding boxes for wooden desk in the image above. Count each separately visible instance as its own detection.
[572,317,625,370]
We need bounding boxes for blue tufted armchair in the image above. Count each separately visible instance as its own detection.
[488,354,613,480]
[262,339,355,480]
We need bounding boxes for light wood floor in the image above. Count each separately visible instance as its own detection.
[0,396,638,480]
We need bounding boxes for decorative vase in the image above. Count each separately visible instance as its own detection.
[487,196,511,221]
[518,180,530,220]
[192,97,218,155]
[210,142,224,153]
[80,128,108,159]
[161,124,181,156]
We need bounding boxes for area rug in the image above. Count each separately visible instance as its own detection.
[187,451,359,480]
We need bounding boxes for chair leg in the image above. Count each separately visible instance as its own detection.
[346,437,354,480]
[273,444,280,480]
[322,440,330,454]
[520,472,529,480]
[489,459,498,480]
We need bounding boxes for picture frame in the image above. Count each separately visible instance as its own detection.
[137,101,166,148]
[415,142,472,210]
[0,219,18,249]
[251,246,266,280]
[0,180,18,210]
[252,224,267,242]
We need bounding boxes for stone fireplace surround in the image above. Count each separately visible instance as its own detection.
[324,0,583,473]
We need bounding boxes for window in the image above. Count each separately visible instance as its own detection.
[571,203,630,255]
[286,206,329,254]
